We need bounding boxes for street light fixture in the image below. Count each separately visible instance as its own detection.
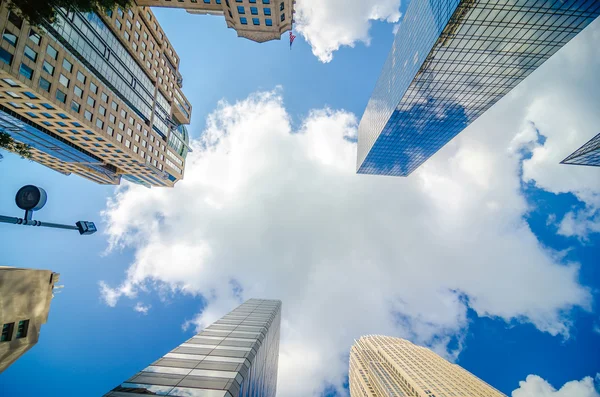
[0,185,97,235]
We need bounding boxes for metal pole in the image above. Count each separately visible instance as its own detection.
[0,215,79,231]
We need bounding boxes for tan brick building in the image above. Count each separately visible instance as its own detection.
[135,0,295,43]
[349,335,506,397]
[0,4,192,187]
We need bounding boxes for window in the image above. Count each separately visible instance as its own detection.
[56,89,67,103]
[101,92,108,103]
[107,126,114,136]
[126,20,132,30]
[136,21,141,30]
[90,82,98,94]
[0,48,13,65]
[111,101,118,110]
[87,96,95,107]
[24,46,37,62]
[262,0,270,3]
[77,71,86,83]
[280,13,285,21]
[62,58,73,72]
[8,12,23,29]
[74,86,83,98]
[124,31,130,41]
[109,114,116,123]
[127,9,134,18]
[1,323,14,342]
[106,9,113,18]
[134,32,139,41]
[117,8,124,18]
[252,18,260,25]
[2,29,17,47]
[84,110,92,121]
[115,19,122,30]
[237,6,245,14]
[28,30,41,45]
[266,18,272,26]
[240,17,247,24]
[280,1,284,10]
[71,100,81,112]
[99,106,106,116]
[19,63,33,79]
[59,74,70,88]
[96,119,104,129]
[47,44,58,59]
[39,77,51,92]
[118,121,125,130]
[264,7,271,15]
[43,61,54,75]
[117,133,123,142]
[250,7,258,14]
[120,109,127,118]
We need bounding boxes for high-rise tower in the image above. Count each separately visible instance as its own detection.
[349,335,505,397]
[0,4,192,187]
[561,132,600,167]
[356,0,600,177]
[104,298,281,397]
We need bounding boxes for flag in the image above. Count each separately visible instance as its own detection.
[289,31,296,49]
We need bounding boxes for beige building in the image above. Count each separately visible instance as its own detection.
[0,4,192,187]
[349,335,506,397]
[135,0,295,43]
[0,267,60,373]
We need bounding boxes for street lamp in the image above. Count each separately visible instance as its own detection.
[0,185,97,235]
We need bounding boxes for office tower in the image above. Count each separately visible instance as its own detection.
[0,267,60,373]
[349,335,505,397]
[357,0,600,177]
[0,4,192,187]
[561,132,600,167]
[135,0,295,43]
[104,298,281,397]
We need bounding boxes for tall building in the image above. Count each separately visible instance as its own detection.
[349,335,505,397]
[0,267,60,373]
[135,0,295,43]
[561,132,600,167]
[357,0,600,177]
[104,298,281,397]
[0,4,192,187]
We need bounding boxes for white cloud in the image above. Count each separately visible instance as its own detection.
[98,17,600,397]
[133,302,152,315]
[295,0,402,62]
[512,375,600,397]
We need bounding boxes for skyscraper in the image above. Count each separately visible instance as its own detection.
[0,4,192,187]
[0,267,60,373]
[357,0,600,177]
[349,335,505,397]
[104,298,281,397]
[561,132,600,167]
[135,0,295,43]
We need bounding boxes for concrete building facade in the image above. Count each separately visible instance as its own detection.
[0,4,192,186]
[349,335,506,397]
[0,267,60,373]
[104,298,281,397]
[135,0,295,43]
[356,0,600,177]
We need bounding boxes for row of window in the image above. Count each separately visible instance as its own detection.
[1,320,29,342]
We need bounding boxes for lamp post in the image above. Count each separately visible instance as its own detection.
[0,185,97,235]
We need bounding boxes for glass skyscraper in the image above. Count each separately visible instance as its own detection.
[357,0,600,176]
[104,299,281,397]
[561,132,600,167]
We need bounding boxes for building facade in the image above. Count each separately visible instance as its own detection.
[104,298,281,397]
[561,132,600,167]
[135,0,295,43]
[0,4,192,186]
[0,267,60,373]
[357,0,600,177]
[349,335,505,397]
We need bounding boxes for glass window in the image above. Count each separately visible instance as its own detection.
[1,323,14,342]
[90,82,98,94]
[109,114,116,123]
[47,44,58,59]
[87,96,95,107]
[77,71,86,83]
[59,74,69,88]
[56,89,67,103]
[117,133,123,142]
[27,30,41,45]
[135,21,141,30]
[115,19,122,30]
[127,9,134,18]
[107,126,114,136]
[120,109,127,118]
[84,110,92,121]
[253,18,260,25]
[43,61,54,75]
[62,58,73,72]
[264,7,271,15]
[117,7,124,18]
[280,1,284,10]
[237,6,245,14]
[71,100,81,113]
[2,29,17,47]
[124,31,130,41]
[8,12,22,29]
[39,77,51,92]
[101,92,108,103]
[240,17,247,24]
[111,101,118,110]
[0,48,13,65]
[280,13,285,21]
[19,63,33,79]
[106,9,113,18]
[118,121,125,130]
[262,0,270,3]
[99,106,106,116]
[96,119,104,129]
[251,7,258,14]
[24,45,37,62]
[265,18,272,26]
[74,86,83,98]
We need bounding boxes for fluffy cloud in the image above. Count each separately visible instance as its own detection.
[99,18,600,397]
[133,302,152,315]
[512,375,600,397]
[295,0,401,62]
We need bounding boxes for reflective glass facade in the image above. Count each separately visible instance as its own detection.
[104,299,281,397]
[357,0,600,176]
[561,132,600,167]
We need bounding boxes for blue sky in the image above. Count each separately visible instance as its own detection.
[1,2,600,396]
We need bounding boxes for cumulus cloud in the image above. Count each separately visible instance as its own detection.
[98,17,600,397]
[295,0,402,62]
[512,375,600,397]
[133,302,152,315]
